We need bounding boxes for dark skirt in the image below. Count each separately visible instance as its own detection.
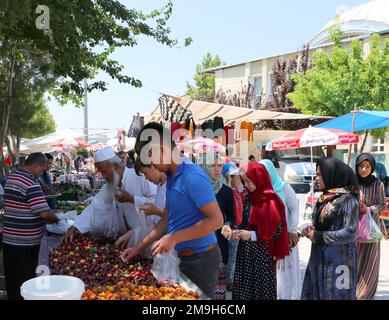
[232,239,276,300]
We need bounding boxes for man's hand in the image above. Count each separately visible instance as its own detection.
[62,226,80,244]
[139,203,162,217]
[122,245,141,262]
[39,211,59,224]
[115,230,133,251]
[151,234,177,256]
[221,225,232,239]
[288,233,299,247]
[115,190,134,203]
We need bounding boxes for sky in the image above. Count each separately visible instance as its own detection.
[47,0,365,133]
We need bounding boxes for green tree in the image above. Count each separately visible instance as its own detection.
[186,52,222,101]
[287,29,389,118]
[0,0,191,176]
[8,101,56,160]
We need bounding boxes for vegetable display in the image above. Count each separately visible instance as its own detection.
[55,183,86,201]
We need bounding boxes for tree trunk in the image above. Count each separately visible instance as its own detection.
[360,131,369,153]
[15,135,21,161]
[0,45,16,178]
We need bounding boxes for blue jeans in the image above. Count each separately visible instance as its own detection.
[225,239,239,286]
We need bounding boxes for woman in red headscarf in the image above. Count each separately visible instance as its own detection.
[231,162,289,300]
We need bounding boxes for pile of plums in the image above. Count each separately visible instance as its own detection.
[49,235,155,289]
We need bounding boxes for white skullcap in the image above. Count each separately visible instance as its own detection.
[94,147,116,163]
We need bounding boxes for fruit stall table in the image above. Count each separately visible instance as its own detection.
[38,232,207,300]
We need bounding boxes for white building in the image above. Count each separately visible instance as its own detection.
[205,0,389,153]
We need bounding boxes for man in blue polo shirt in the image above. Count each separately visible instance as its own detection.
[122,122,223,298]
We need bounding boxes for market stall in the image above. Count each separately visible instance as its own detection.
[38,232,207,300]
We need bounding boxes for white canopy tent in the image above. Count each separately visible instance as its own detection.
[143,96,332,125]
[20,129,136,154]
[20,129,84,154]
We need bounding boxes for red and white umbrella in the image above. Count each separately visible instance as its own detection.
[51,137,91,149]
[266,126,359,151]
[266,126,360,204]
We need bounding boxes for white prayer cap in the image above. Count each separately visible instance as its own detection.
[94,147,116,163]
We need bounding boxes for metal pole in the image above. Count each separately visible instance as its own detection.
[83,78,88,142]
[347,105,357,165]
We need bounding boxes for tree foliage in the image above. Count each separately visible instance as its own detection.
[186,52,222,102]
[0,0,190,176]
[287,30,389,117]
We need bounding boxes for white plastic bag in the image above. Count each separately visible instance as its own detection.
[151,249,182,284]
[89,191,127,240]
[127,213,155,255]
[46,220,70,235]
[103,201,128,240]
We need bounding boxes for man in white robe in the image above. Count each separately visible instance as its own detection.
[63,147,156,243]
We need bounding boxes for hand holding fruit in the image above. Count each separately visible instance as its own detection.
[115,230,133,251]
[151,234,177,256]
[233,230,252,241]
[62,226,80,244]
[139,203,163,217]
[302,225,315,237]
[221,225,232,239]
[359,201,368,214]
[115,190,134,203]
[305,228,316,243]
[122,245,141,262]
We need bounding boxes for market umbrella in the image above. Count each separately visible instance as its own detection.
[266,126,359,150]
[315,110,389,132]
[176,137,226,155]
[266,126,360,205]
[51,137,91,149]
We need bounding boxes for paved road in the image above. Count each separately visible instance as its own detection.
[298,236,389,300]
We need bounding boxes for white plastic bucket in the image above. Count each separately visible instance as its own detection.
[21,275,85,300]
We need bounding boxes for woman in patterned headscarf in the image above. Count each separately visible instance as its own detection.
[355,153,386,300]
[301,158,359,300]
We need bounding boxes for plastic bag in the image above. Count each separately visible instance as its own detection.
[127,213,155,256]
[357,210,370,241]
[46,220,70,235]
[151,249,182,284]
[103,201,128,240]
[89,191,127,241]
[358,208,383,243]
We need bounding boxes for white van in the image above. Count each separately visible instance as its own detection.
[262,146,324,194]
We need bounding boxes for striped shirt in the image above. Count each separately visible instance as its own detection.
[2,169,50,246]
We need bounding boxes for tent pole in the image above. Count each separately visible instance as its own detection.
[310,145,314,208]
[347,105,357,165]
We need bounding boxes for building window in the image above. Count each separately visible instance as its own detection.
[267,72,273,100]
[371,138,385,152]
[251,76,262,108]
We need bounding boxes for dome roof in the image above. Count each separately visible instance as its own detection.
[310,0,389,47]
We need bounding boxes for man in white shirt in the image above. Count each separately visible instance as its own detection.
[63,147,156,243]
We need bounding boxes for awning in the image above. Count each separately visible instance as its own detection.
[144,95,332,125]
[315,110,389,132]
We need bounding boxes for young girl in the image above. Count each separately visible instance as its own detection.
[232,162,289,300]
